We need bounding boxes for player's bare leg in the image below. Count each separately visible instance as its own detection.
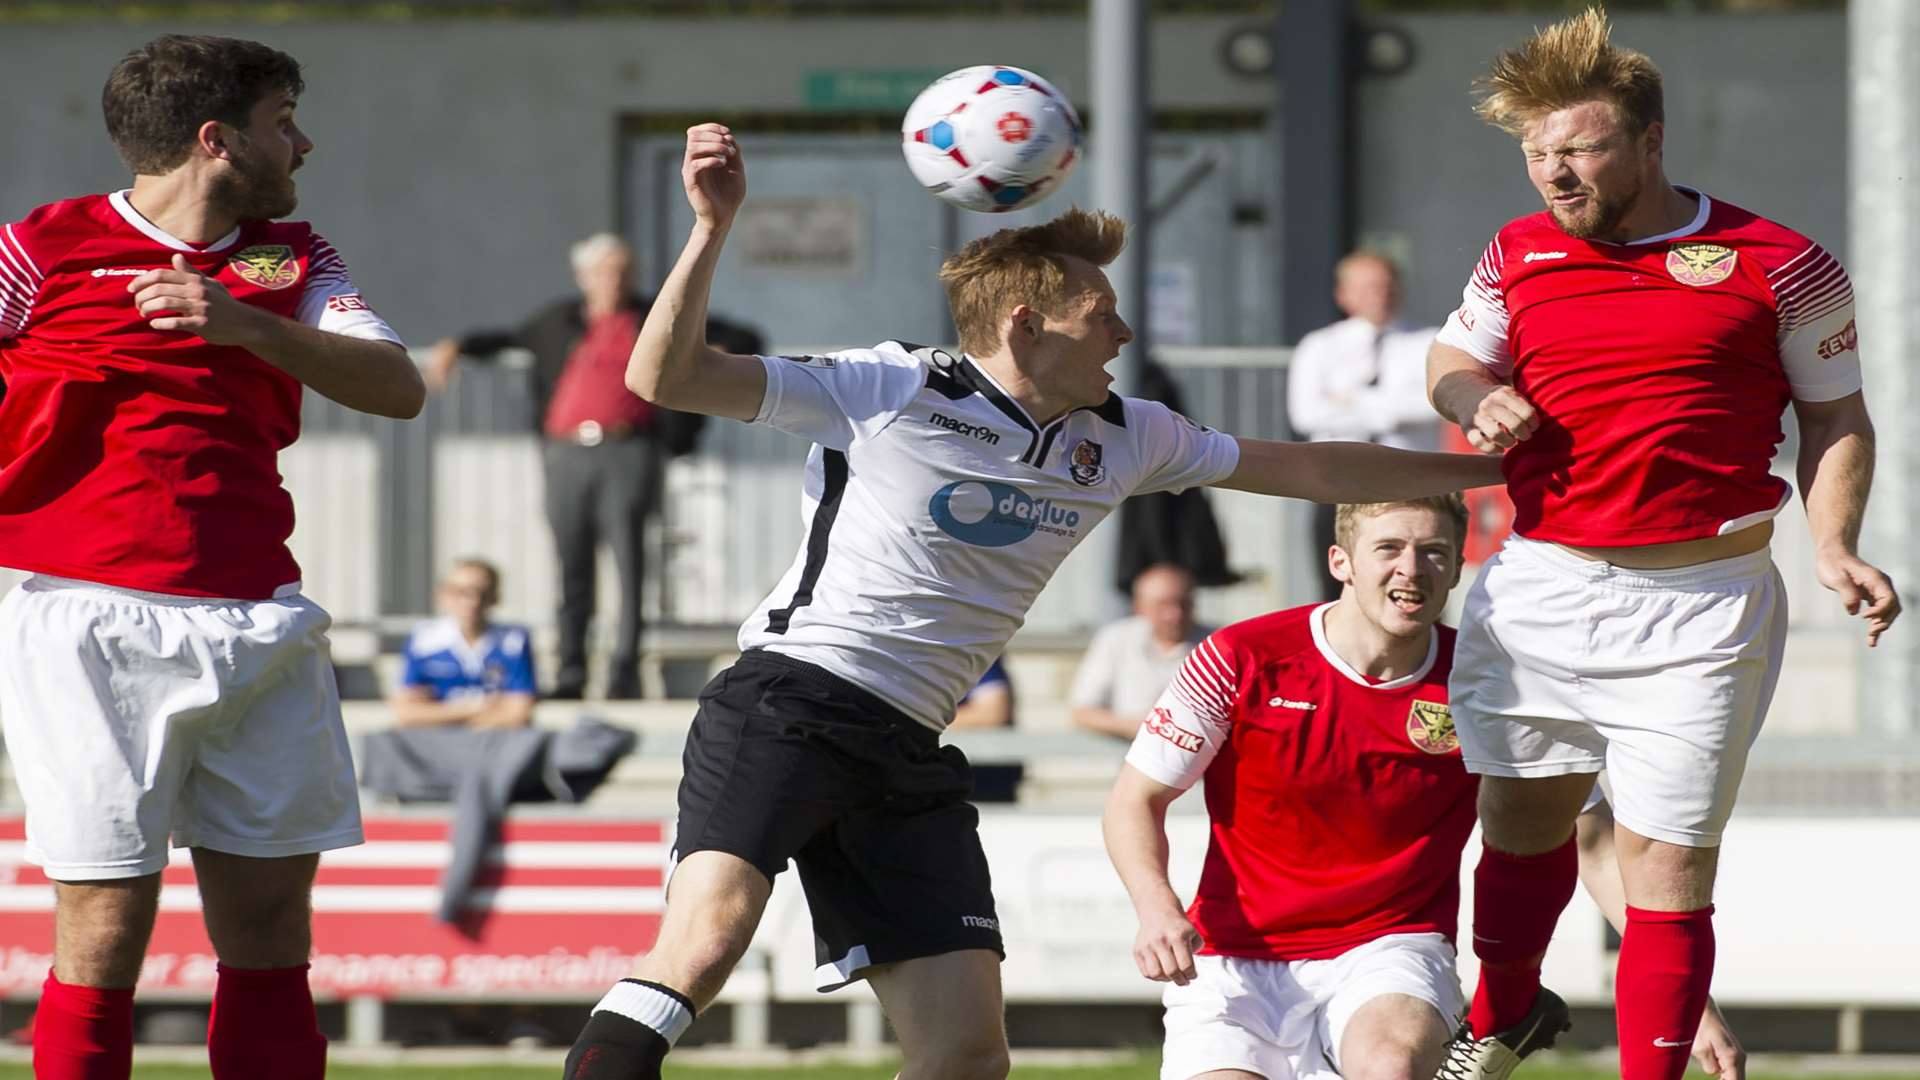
[36,875,161,1079]
[1189,1072,1263,1080]
[52,876,162,988]
[1439,773,1592,1079]
[566,850,771,1079]
[193,850,328,1080]
[1338,993,1450,1080]
[868,949,1009,1080]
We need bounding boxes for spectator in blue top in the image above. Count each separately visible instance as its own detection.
[390,558,538,728]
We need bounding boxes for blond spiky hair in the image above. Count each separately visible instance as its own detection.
[1474,6,1664,138]
[938,207,1127,357]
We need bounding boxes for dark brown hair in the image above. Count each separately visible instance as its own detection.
[103,35,305,174]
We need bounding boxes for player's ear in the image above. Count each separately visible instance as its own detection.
[1327,544,1351,586]
[1640,120,1664,163]
[196,120,233,162]
[1006,304,1039,346]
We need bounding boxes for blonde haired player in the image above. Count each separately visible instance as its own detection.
[1428,8,1894,1079]
[559,123,1504,1080]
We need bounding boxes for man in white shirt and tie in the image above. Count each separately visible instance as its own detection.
[1287,252,1442,600]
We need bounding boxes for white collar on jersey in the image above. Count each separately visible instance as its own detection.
[108,189,243,254]
[409,616,512,677]
[1308,600,1439,690]
[1602,184,1712,248]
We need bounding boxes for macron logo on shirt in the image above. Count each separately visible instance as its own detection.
[929,412,1002,445]
[1523,251,1569,263]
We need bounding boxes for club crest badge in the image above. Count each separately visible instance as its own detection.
[228,245,301,290]
[1665,242,1737,287]
[1406,700,1459,755]
[1068,438,1105,486]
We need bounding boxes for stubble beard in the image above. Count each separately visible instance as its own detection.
[1548,175,1640,240]
[211,137,299,222]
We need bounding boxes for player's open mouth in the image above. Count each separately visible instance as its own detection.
[1387,588,1424,613]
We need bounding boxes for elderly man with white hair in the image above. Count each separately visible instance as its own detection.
[428,234,763,699]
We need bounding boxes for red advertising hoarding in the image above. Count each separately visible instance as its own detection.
[0,816,668,998]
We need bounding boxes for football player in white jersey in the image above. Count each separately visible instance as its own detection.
[561,124,1505,1080]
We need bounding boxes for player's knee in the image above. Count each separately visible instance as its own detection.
[1342,1047,1425,1080]
[901,1032,1009,1080]
[54,879,161,986]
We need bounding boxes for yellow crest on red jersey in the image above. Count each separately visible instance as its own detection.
[1406,700,1458,755]
[228,244,301,290]
[1665,242,1737,287]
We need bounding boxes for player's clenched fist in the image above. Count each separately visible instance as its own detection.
[127,254,265,346]
[1461,383,1539,453]
[683,122,746,232]
[1133,908,1203,986]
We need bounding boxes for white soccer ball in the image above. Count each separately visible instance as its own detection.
[900,65,1083,214]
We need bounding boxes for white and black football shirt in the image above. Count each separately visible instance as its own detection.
[738,341,1241,731]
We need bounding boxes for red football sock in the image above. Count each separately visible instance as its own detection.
[31,970,135,1080]
[1466,836,1579,1038]
[207,963,327,1080]
[1616,905,1715,1080]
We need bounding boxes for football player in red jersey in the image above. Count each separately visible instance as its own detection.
[1105,497,1745,1080]
[1423,9,1895,1079]
[0,35,422,1080]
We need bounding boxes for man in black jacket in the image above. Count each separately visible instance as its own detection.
[426,234,762,699]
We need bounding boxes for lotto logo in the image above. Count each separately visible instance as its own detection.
[996,112,1033,143]
[326,294,372,314]
[1145,708,1202,753]
[1817,318,1858,360]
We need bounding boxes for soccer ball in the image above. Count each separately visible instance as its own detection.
[901,66,1083,214]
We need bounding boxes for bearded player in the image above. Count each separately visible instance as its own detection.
[1424,9,1895,1079]
[1104,497,1745,1080]
[0,35,422,1080]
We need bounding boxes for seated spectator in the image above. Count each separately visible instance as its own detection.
[390,558,537,728]
[951,657,1014,729]
[1071,565,1210,738]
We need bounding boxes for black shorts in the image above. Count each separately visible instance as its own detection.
[673,650,1003,990]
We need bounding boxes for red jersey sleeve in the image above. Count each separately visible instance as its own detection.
[1433,232,1513,377]
[0,220,49,341]
[1766,241,1861,403]
[1123,631,1241,790]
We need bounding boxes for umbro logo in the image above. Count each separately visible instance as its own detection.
[1268,697,1316,710]
[1523,251,1569,262]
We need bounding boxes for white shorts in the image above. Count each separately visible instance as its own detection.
[1160,934,1464,1080]
[1450,537,1787,848]
[0,576,364,880]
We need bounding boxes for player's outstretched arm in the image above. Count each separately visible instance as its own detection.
[127,254,425,418]
[626,123,767,422]
[1575,804,1746,1079]
[1793,392,1900,647]
[1103,764,1202,987]
[1214,437,1503,502]
[1428,341,1538,453]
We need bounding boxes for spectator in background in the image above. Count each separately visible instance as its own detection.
[1072,565,1210,739]
[951,657,1014,729]
[1287,252,1442,601]
[424,234,763,699]
[390,558,536,729]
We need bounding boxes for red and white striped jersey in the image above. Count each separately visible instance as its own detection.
[1434,188,1861,547]
[1125,603,1479,962]
[0,191,401,599]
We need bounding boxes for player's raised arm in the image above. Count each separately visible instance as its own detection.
[1213,437,1503,502]
[625,123,767,421]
